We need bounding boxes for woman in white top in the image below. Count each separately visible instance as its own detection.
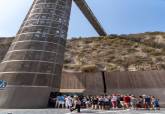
[65,96,73,110]
[111,94,117,109]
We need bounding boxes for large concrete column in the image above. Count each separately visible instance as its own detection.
[0,0,72,108]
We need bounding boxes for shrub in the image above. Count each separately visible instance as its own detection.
[81,64,97,72]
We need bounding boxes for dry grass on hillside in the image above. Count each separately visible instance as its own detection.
[0,32,165,72]
[64,32,165,72]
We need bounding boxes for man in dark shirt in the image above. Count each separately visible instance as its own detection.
[144,96,151,109]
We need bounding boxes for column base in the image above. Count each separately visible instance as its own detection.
[0,85,51,108]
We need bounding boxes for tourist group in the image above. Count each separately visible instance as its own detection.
[49,94,160,113]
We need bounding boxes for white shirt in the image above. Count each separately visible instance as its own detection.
[111,96,117,102]
[65,96,72,106]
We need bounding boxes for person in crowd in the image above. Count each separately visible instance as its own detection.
[104,96,110,110]
[98,96,104,110]
[124,95,131,109]
[91,96,94,109]
[91,96,98,110]
[58,95,65,108]
[85,96,91,109]
[111,94,117,109]
[153,97,160,110]
[144,95,151,110]
[65,96,73,110]
[71,97,81,113]
[108,95,112,109]
[51,94,160,111]
[81,96,87,108]
[119,94,124,109]
[136,96,143,109]
[48,93,56,108]
[55,95,60,108]
[130,95,137,110]
[151,96,155,110]
[116,94,122,108]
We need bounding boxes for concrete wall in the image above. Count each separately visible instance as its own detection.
[59,71,104,95]
[105,70,165,89]
[105,70,165,105]
[59,70,165,105]
[0,86,51,108]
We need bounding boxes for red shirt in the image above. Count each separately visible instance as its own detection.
[124,96,131,103]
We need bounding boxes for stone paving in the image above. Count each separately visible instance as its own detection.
[0,109,163,114]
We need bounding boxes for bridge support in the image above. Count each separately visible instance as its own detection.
[0,0,72,108]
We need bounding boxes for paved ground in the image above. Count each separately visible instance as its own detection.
[0,109,163,114]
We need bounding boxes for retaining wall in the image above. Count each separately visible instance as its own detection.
[60,70,165,105]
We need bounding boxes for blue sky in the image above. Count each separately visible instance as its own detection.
[0,0,165,38]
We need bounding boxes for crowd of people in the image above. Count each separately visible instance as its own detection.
[49,93,160,113]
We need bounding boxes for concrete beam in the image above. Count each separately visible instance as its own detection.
[74,0,107,36]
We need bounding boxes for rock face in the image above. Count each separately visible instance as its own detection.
[1,32,165,72]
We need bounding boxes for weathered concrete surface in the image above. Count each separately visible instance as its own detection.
[0,38,13,61]
[0,86,51,108]
[105,71,165,105]
[60,71,104,95]
[59,71,165,106]
[105,71,165,89]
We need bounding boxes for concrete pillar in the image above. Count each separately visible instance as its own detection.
[0,0,72,108]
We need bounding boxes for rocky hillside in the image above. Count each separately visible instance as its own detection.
[1,32,165,72]
[64,32,165,72]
